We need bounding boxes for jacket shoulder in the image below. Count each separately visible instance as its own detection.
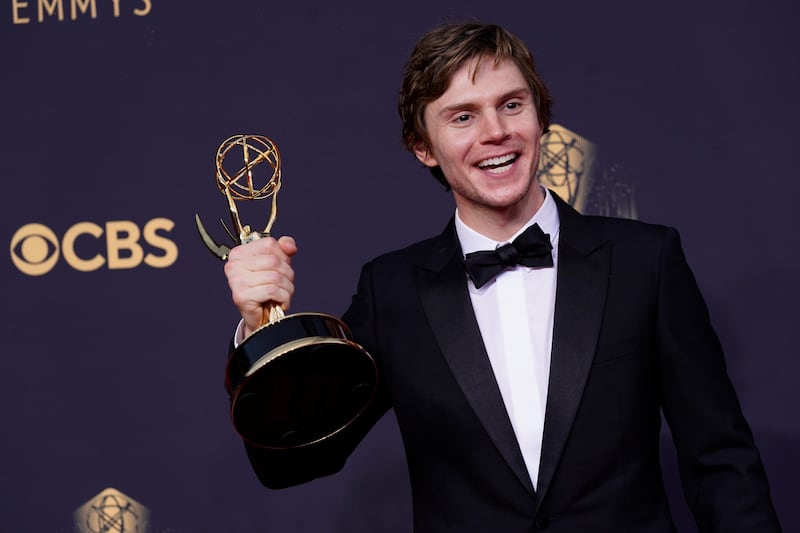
[362,220,458,274]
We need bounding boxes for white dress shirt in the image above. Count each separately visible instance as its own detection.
[454,188,560,489]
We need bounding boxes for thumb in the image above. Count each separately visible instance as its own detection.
[276,235,298,258]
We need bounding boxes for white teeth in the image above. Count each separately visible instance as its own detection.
[486,165,510,174]
[477,153,517,169]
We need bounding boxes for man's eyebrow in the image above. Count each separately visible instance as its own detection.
[436,87,532,118]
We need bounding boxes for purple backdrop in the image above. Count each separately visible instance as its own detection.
[2,1,797,531]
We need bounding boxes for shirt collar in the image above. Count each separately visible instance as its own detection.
[454,187,561,257]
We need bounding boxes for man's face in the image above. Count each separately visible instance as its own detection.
[414,58,543,231]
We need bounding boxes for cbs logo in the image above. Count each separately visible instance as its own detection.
[10,218,178,276]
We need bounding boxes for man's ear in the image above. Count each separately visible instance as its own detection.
[413,142,438,168]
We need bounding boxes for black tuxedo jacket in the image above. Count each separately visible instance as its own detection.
[244,192,780,532]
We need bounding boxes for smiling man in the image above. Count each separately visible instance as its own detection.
[223,22,780,532]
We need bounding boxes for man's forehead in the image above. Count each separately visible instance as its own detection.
[432,57,528,106]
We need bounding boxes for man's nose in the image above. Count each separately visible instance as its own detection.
[479,112,510,143]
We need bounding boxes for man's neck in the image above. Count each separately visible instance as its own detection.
[457,186,546,241]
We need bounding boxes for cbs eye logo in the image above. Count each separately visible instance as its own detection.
[10,218,178,276]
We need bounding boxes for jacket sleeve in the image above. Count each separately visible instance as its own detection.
[655,227,781,531]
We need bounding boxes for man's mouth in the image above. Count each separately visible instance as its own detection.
[476,153,519,174]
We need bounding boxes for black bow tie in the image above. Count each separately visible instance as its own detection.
[464,223,554,289]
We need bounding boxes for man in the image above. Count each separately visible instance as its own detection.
[224,22,780,532]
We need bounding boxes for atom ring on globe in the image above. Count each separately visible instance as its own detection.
[196,134,378,449]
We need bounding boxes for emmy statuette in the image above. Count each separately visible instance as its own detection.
[196,134,378,450]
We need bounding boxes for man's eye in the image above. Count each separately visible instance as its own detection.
[455,114,471,123]
[506,102,520,110]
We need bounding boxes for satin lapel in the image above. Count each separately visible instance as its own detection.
[415,221,535,496]
[535,193,612,507]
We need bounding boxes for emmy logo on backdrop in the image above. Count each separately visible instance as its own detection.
[73,488,149,533]
[196,134,378,450]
